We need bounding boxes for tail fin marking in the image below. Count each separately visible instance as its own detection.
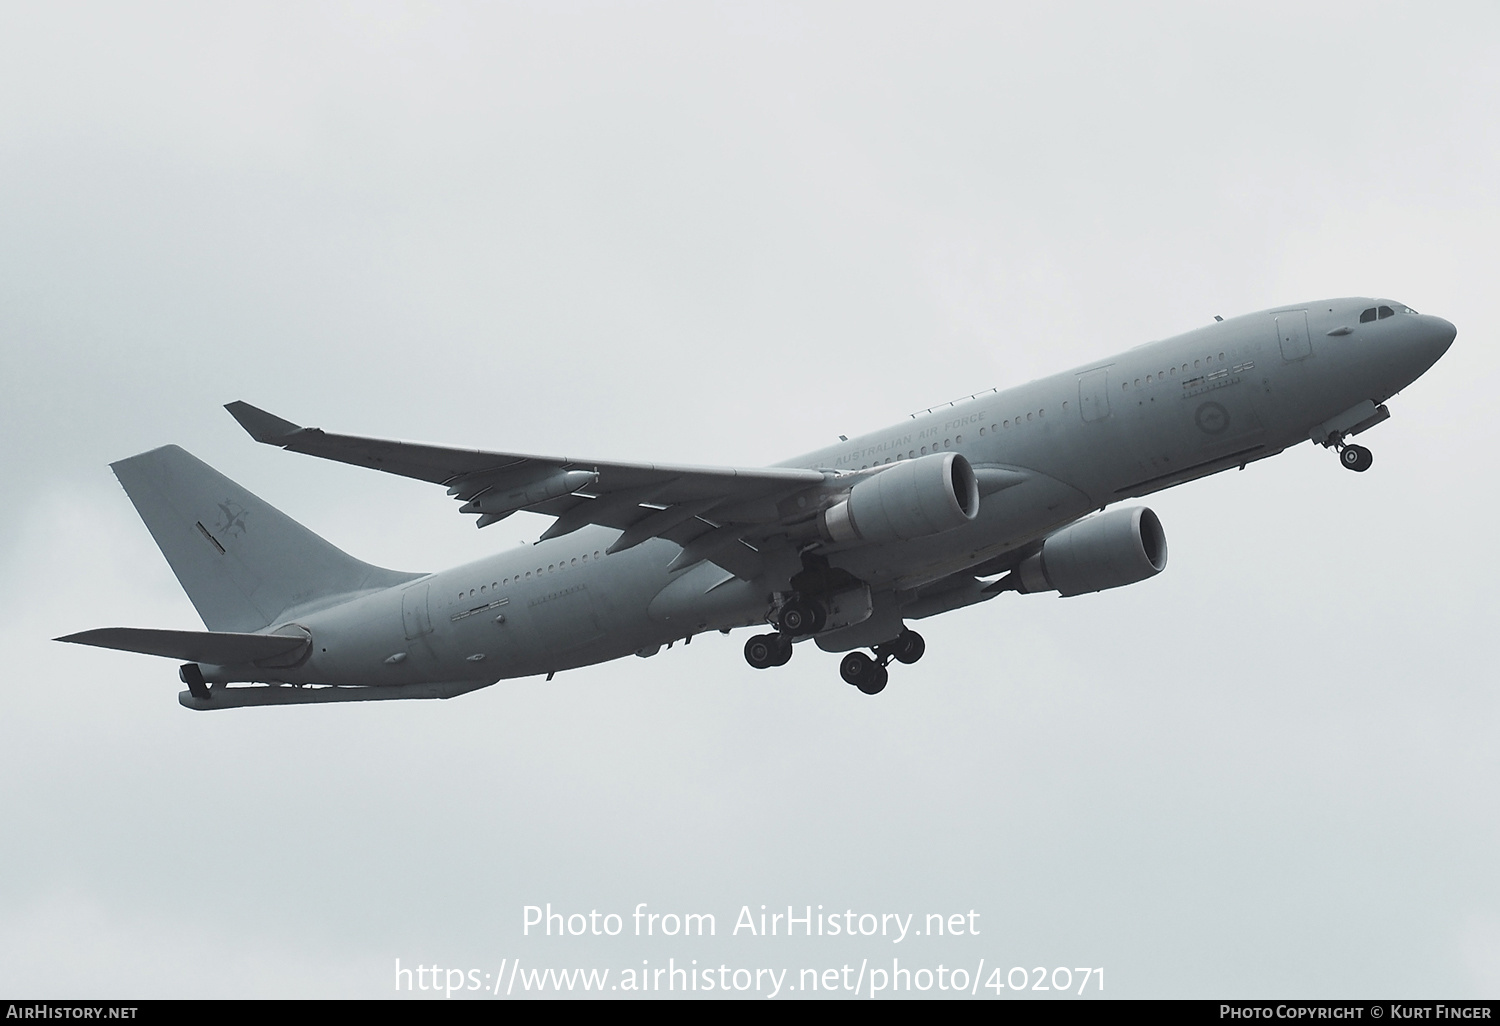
[111,445,419,632]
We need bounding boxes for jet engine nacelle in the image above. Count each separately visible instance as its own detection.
[821,452,980,544]
[1016,506,1167,597]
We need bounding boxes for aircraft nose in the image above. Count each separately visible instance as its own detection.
[1426,315,1457,359]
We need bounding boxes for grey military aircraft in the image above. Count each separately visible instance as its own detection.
[58,298,1455,708]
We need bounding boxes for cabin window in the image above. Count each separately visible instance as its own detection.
[1377,305,1395,319]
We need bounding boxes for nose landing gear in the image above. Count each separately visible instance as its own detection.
[1339,443,1373,473]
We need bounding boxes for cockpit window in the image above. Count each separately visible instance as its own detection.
[1360,302,1418,323]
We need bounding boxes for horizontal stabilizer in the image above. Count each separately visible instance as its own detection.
[56,627,310,666]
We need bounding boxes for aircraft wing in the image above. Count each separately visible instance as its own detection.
[226,402,829,576]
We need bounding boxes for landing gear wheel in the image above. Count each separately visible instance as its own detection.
[779,599,826,637]
[1340,444,1373,473]
[840,651,887,693]
[840,651,873,685]
[856,663,889,695]
[892,629,926,665]
[744,634,785,670]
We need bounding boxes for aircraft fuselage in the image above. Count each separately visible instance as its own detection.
[229,297,1452,694]
[58,296,1454,706]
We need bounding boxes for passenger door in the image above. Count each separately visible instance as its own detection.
[402,584,433,640]
[1276,310,1312,361]
[1078,368,1112,422]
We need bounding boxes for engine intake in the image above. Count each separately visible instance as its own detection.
[821,453,979,544]
[1016,506,1167,597]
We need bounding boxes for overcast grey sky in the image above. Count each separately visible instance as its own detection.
[2,1,1497,999]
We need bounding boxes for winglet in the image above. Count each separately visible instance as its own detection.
[225,401,304,444]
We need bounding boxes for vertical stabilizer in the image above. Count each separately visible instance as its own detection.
[112,445,420,632]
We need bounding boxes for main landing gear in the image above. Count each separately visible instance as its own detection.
[777,598,826,636]
[743,632,792,669]
[838,629,926,696]
[743,596,828,670]
[839,652,888,694]
[741,607,926,697]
